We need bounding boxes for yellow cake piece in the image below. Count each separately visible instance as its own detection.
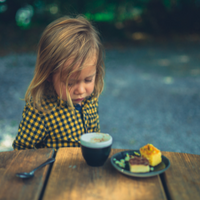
[139,144,162,166]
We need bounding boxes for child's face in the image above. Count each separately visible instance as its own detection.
[52,54,97,105]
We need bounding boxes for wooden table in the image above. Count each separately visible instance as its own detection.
[0,148,200,200]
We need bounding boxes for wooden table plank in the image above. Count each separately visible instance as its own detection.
[0,148,55,200]
[162,152,200,200]
[43,148,167,200]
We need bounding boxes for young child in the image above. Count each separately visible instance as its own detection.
[12,15,105,151]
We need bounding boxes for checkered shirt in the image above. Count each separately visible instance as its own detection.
[12,94,100,151]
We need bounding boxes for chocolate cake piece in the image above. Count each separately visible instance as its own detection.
[129,156,150,173]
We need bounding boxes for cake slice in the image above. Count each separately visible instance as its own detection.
[129,156,150,173]
[140,144,162,167]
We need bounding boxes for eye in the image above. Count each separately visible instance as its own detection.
[85,79,93,83]
[68,81,75,87]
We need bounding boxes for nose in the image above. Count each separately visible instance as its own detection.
[74,82,85,95]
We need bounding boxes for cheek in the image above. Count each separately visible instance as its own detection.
[60,84,69,101]
[61,84,67,95]
[69,88,73,96]
[88,82,95,93]
[52,73,69,100]
[53,80,67,97]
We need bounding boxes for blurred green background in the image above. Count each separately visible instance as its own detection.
[0,0,200,54]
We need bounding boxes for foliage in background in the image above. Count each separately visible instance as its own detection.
[0,0,200,40]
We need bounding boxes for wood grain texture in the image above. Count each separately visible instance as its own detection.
[0,148,55,200]
[43,148,167,200]
[162,151,200,200]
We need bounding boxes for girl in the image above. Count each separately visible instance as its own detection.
[12,15,105,151]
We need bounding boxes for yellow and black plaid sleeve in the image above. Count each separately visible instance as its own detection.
[13,95,101,151]
[13,104,46,150]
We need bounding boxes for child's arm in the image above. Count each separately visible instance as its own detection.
[12,105,46,150]
[95,104,100,132]
[86,100,101,133]
[94,114,100,133]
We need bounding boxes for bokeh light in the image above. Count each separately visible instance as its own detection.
[15,5,34,28]
[0,0,6,13]
[0,4,7,13]
[49,4,59,15]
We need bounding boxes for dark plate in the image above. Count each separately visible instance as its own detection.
[110,150,170,178]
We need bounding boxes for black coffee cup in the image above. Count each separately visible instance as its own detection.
[80,133,113,167]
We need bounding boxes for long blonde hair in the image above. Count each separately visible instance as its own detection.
[25,15,105,109]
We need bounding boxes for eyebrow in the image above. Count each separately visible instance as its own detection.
[86,72,96,78]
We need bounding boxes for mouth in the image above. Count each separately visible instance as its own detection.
[73,98,85,102]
